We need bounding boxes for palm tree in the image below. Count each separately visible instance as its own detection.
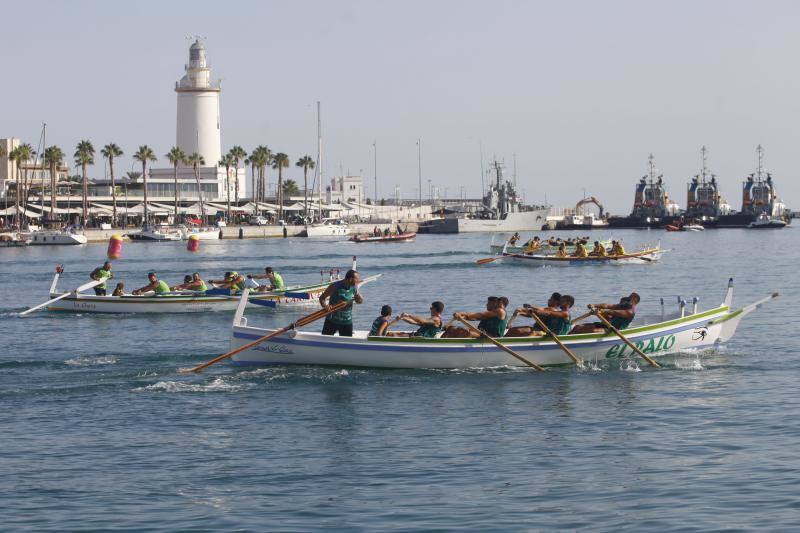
[8,147,21,228]
[219,153,235,221]
[166,146,187,223]
[296,155,315,221]
[282,179,300,196]
[15,144,37,224]
[228,145,247,206]
[125,171,142,181]
[101,143,123,226]
[73,140,94,226]
[252,145,271,205]
[44,146,64,223]
[133,145,157,226]
[272,152,289,220]
[186,152,206,220]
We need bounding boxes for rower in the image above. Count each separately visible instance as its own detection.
[524,236,541,254]
[370,305,394,336]
[90,261,113,296]
[248,267,285,291]
[508,232,521,246]
[319,269,363,337]
[388,301,445,338]
[171,275,194,291]
[570,292,640,333]
[555,243,567,258]
[507,294,573,337]
[189,272,208,293]
[210,271,245,291]
[112,282,125,297]
[506,292,561,337]
[443,296,508,338]
[589,240,607,257]
[572,242,589,258]
[132,272,170,296]
[611,240,626,256]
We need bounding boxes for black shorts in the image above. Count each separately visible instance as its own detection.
[322,319,353,337]
[94,287,107,296]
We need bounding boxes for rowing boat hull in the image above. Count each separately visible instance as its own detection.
[46,292,321,313]
[498,248,663,266]
[350,233,416,243]
[229,305,742,368]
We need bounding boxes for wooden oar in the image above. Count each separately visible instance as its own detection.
[590,307,661,368]
[20,279,104,316]
[455,316,545,372]
[528,313,583,368]
[476,255,503,265]
[183,301,348,373]
[571,310,594,324]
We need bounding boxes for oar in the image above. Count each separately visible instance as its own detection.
[20,278,104,316]
[528,312,583,368]
[589,306,661,368]
[571,310,594,324]
[455,316,545,372]
[183,301,348,373]
[476,255,503,265]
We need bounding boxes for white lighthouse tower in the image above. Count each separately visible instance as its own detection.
[175,39,221,164]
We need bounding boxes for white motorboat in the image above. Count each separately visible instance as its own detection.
[748,213,787,229]
[128,225,183,241]
[304,219,350,237]
[180,225,221,240]
[227,279,776,368]
[29,228,88,245]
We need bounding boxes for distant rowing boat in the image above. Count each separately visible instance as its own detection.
[227,279,776,368]
[43,272,380,314]
[489,238,612,254]
[350,232,416,243]
[493,246,664,266]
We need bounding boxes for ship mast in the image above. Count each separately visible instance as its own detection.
[700,145,709,182]
[755,144,765,182]
[647,153,657,184]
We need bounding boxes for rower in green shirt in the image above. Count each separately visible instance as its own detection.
[132,272,170,295]
[90,261,114,296]
[443,296,509,338]
[248,266,285,292]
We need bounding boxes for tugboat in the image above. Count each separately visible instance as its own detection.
[607,154,681,228]
[684,146,730,227]
[717,145,792,228]
[420,160,549,233]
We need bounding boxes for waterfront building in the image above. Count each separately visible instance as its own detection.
[0,138,70,200]
[326,175,365,204]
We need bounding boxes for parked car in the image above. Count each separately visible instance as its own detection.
[249,216,269,226]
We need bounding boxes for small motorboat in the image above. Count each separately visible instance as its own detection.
[350,232,416,243]
[748,213,787,229]
[180,225,221,240]
[304,219,350,237]
[29,228,88,245]
[128,225,182,241]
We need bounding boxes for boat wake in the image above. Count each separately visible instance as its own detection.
[134,377,254,393]
[64,356,117,367]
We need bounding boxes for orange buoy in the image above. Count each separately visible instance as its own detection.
[187,234,200,252]
[107,234,123,259]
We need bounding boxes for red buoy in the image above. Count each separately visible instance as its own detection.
[107,234,123,259]
[187,234,200,252]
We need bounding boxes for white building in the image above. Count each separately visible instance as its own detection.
[1,137,70,199]
[326,175,364,204]
[147,38,244,203]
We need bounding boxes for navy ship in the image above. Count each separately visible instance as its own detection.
[607,154,681,228]
[684,146,730,226]
[717,145,791,227]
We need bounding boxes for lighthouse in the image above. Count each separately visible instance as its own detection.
[175,39,221,165]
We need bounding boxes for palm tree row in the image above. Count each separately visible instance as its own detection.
[5,138,316,228]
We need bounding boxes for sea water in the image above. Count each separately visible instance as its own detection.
[1,229,798,530]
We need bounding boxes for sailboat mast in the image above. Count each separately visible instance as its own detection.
[316,101,322,221]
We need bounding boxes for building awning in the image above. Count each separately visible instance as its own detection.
[0,206,42,218]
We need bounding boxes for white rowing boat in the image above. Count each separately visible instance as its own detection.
[42,272,376,314]
[489,238,612,254]
[228,279,776,369]
[495,246,664,266]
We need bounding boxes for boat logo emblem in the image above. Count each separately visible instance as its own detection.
[692,327,708,341]
[255,344,294,355]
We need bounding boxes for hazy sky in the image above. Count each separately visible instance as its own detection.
[4,0,799,213]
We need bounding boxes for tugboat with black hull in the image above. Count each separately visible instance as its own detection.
[717,145,792,228]
[607,154,681,229]
[684,146,730,227]
[420,160,549,234]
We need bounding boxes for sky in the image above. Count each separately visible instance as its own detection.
[3,0,799,213]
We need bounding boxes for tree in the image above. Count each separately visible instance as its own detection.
[272,152,289,220]
[186,152,206,220]
[74,140,94,226]
[282,179,300,196]
[44,146,65,222]
[166,146,187,223]
[296,155,315,221]
[125,171,142,181]
[101,143,123,225]
[133,145,157,225]
[15,143,36,225]
[252,145,271,205]
[228,145,247,205]
[219,153,235,222]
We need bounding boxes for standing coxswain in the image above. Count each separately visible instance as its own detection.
[319,269,363,337]
[90,261,114,296]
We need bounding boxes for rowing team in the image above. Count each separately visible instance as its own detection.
[314,267,640,339]
[507,233,592,247]
[88,261,286,296]
[552,240,626,258]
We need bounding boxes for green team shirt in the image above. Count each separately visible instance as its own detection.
[93,267,112,289]
[328,281,357,325]
[154,280,170,294]
[271,273,285,290]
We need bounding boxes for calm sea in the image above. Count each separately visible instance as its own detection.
[1,229,798,531]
